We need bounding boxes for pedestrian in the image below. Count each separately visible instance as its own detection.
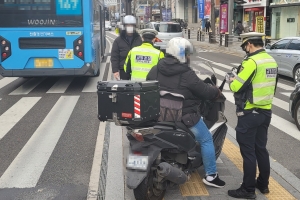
[234,21,244,41]
[205,19,211,34]
[147,37,226,188]
[226,32,278,199]
[111,15,142,80]
[124,29,164,81]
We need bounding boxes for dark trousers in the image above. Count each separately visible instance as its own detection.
[119,69,130,80]
[235,111,271,192]
[205,27,209,33]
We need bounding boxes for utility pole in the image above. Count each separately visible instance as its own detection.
[126,0,132,15]
[165,0,168,21]
[227,0,234,45]
[210,0,216,43]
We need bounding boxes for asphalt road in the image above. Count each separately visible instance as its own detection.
[0,33,113,200]
[0,30,299,200]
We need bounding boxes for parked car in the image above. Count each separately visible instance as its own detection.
[143,22,183,53]
[289,82,300,130]
[105,21,112,31]
[111,20,116,27]
[265,37,300,82]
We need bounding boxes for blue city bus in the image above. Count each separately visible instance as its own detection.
[0,0,106,77]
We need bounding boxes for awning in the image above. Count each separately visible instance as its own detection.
[270,2,300,7]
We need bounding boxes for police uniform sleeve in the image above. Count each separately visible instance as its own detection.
[124,50,132,74]
[229,59,257,93]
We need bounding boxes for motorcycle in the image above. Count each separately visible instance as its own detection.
[125,62,228,200]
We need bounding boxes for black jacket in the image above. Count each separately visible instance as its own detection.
[111,30,142,73]
[146,56,220,126]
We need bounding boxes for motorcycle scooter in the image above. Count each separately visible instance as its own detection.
[125,69,228,200]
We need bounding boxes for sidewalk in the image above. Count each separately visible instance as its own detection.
[183,30,246,57]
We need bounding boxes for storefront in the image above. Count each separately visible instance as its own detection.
[243,7,264,32]
[242,0,267,33]
[270,3,300,39]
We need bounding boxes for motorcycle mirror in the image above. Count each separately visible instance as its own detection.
[219,78,226,92]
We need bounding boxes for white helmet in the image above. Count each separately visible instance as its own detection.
[123,15,136,25]
[166,37,194,63]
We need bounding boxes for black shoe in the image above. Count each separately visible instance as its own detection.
[255,183,269,194]
[202,173,225,188]
[228,187,256,199]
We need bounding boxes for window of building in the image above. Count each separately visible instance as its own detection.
[286,40,300,50]
[272,39,291,49]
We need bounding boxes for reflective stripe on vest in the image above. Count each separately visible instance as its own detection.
[130,46,160,81]
[249,54,277,106]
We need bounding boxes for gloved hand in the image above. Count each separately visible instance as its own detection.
[225,72,235,83]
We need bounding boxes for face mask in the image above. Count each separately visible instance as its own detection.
[126,26,134,33]
[242,44,250,55]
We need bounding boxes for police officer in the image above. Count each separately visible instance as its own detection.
[124,29,164,81]
[111,15,142,80]
[227,32,278,199]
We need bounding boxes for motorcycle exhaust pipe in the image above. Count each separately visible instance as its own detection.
[157,162,188,185]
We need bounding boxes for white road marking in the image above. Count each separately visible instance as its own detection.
[0,97,41,140]
[0,77,18,89]
[0,96,79,188]
[9,78,45,95]
[82,63,106,93]
[231,63,240,66]
[281,92,291,97]
[46,77,74,93]
[223,92,300,141]
[86,122,106,200]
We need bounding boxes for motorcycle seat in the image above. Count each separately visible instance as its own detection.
[154,121,195,139]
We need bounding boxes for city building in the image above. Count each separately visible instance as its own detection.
[270,0,300,39]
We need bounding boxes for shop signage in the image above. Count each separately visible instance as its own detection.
[205,0,211,19]
[198,0,204,19]
[287,18,295,23]
[256,16,264,33]
[220,4,228,33]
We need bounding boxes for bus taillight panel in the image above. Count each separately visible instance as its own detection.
[0,36,11,62]
[73,35,84,61]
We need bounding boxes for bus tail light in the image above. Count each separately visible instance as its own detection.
[0,36,11,62]
[73,35,84,60]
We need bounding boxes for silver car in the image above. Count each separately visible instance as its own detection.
[144,22,183,52]
[265,37,300,82]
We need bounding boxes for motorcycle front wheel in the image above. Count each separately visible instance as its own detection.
[133,169,166,200]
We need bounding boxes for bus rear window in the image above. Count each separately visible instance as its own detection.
[0,0,83,27]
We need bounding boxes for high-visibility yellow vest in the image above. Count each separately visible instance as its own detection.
[230,50,278,110]
[124,43,164,81]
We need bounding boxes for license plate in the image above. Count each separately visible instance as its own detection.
[126,155,148,171]
[34,58,53,68]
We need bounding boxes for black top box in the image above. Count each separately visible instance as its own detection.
[97,81,160,126]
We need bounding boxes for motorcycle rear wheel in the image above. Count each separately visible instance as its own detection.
[133,169,166,200]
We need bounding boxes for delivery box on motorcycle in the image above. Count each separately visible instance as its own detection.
[97,80,160,126]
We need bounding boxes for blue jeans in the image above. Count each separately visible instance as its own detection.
[189,117,217,175]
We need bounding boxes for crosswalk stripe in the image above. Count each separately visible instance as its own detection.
[0,96,79,188]
[231,63,240,66]
[197,56,295,91]
[0,77,18,89]
[217,79,289,111]
[0,97,41,140]
[281,92,291,97]
[82,62,107,92]
[46,77,74,93]
[223,92,300,141]
[9,78,45,95]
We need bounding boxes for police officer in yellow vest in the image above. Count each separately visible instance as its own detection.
[124,29,164,81]
[227,32,278,199]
